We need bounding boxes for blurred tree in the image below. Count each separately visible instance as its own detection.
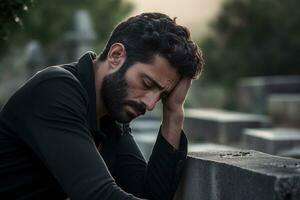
[0,0,132,80]
[0,0,132,58]
[201,0,300,87]
[11,0,133,50]
[0,0,33,52]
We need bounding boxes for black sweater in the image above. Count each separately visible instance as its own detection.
[0,52,187,200]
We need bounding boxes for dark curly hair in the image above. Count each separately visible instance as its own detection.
[98,12,204,79]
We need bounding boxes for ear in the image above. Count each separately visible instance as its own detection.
[107,43,126,70]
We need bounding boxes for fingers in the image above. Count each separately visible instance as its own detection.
[168,77,192,105]
[173,77,192,96]
[180,77,192,91]
[162,77,193,113]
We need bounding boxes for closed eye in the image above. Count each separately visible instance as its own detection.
[143,79,153,89]
[142,75,169,99]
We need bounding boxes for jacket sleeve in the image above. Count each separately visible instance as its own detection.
[16,76,145,200]
[111,126,187,200]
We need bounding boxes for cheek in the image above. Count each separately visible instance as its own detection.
[127,88,147,100]
[125,78,146,99]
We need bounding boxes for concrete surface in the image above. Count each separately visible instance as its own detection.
[175,150,300,200]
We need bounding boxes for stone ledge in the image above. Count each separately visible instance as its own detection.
[175,150,300,200]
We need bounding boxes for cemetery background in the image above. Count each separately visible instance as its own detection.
[0,0,300,199]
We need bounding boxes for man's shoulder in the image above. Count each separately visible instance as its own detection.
[20,64,87,100]
[24,64,85,90]
[0,64,87,122]
[32,65,78,83]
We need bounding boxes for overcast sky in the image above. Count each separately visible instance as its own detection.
[125,0,224,39]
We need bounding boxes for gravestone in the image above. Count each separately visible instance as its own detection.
[242,128,300,155]
[64,10,96,61]
[174,150,300,200]
[184,109,271,144]
[131,117,238,160]
[238,76,300,114]
[279,147,300,159]
[268,94,300,128]
[188,143,238,152]
[25,40,45,77]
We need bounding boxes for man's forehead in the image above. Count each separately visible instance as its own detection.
[151,56,180,84]
[128,54,180,89]
[148,75,178,90]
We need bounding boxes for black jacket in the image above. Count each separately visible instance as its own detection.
[0,52,187,200]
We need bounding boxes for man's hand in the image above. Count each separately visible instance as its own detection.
[161,77,192,149]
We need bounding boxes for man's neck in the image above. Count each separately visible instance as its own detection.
[93,59,109,121]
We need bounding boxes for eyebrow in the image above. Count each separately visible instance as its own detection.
[146,75,171,95]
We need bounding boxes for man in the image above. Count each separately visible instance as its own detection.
[0,13,203,199]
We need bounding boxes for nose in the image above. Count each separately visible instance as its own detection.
[141,91,161,111]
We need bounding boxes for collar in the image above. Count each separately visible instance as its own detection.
[76,51,98,132]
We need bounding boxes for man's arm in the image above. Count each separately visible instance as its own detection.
[12,75,144,200]
[111,78,191,200]
[161,77,192,149]
[146,77,191,199]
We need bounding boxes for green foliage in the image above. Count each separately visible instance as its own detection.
[0,0,133,57]
[13,0,133,48]
[0,0,33,50]
[0,0,132,81]
[200,0,300,87]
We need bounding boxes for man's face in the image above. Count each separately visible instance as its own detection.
[101,55,180,123]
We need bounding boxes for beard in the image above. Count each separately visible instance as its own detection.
[101,68,146,123]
